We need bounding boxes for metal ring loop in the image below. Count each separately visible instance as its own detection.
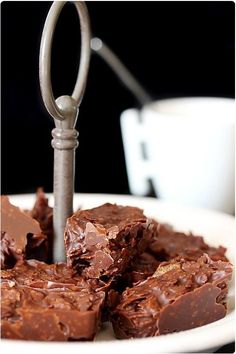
[39,1,91,121]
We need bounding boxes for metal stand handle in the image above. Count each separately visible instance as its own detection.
[91,37,151,106]
[39,1,91,262]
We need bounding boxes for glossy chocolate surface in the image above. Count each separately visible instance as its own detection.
[1,260,105,341]
[148,223,228,262]
[64,203,156,279]
[1,196,48,269]
[1,196,233,342]
[112,255,232,338]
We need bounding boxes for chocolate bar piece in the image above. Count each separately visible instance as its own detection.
[112,254,232,339]
[1,260,105,341]
[1,196,48,269]
[124,222,228,287]
[64,203,156,280]
[148,223,228,262]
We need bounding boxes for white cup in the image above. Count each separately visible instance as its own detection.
[120,97,235,214]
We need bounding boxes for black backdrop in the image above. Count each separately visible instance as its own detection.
[1,1,235,195]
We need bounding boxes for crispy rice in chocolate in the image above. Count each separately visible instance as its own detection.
[64,203,156,280]
[123,222,227,287]
[1,193,233,341]
[112,254,232,339]
[148,223,228,262]
[1,260,105,341]
[1,196,48,269]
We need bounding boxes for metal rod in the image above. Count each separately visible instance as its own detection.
[39,1,91,262]
[51,96,79,262]
[91,37,152,106]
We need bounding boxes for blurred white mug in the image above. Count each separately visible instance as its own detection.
[120,97,235,214]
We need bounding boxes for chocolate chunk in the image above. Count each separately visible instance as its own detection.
[111,255,232,339]
[125,222,228,286]
[1,259,88,287]
[1,194,232,341]
[1,196,48,269]
[64,203,156,280]
[30,188,53,262]
[148,223,228,262]
[124,252,160,286]
[158,283,226,334]
[1,260,105,341]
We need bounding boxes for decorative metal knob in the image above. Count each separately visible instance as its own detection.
[39,1,91,262]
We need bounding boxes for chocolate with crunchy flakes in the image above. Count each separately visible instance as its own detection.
[148,223,228,262]
[1,259,105,341]
[64,203,156,280]
[111,254,232,339]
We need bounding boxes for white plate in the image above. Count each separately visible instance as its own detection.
[1,193,235,354]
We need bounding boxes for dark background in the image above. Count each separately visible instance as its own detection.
[1,3,235,352]
[1,1,235,196]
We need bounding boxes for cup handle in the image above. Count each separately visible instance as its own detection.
[120,108,152,196]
